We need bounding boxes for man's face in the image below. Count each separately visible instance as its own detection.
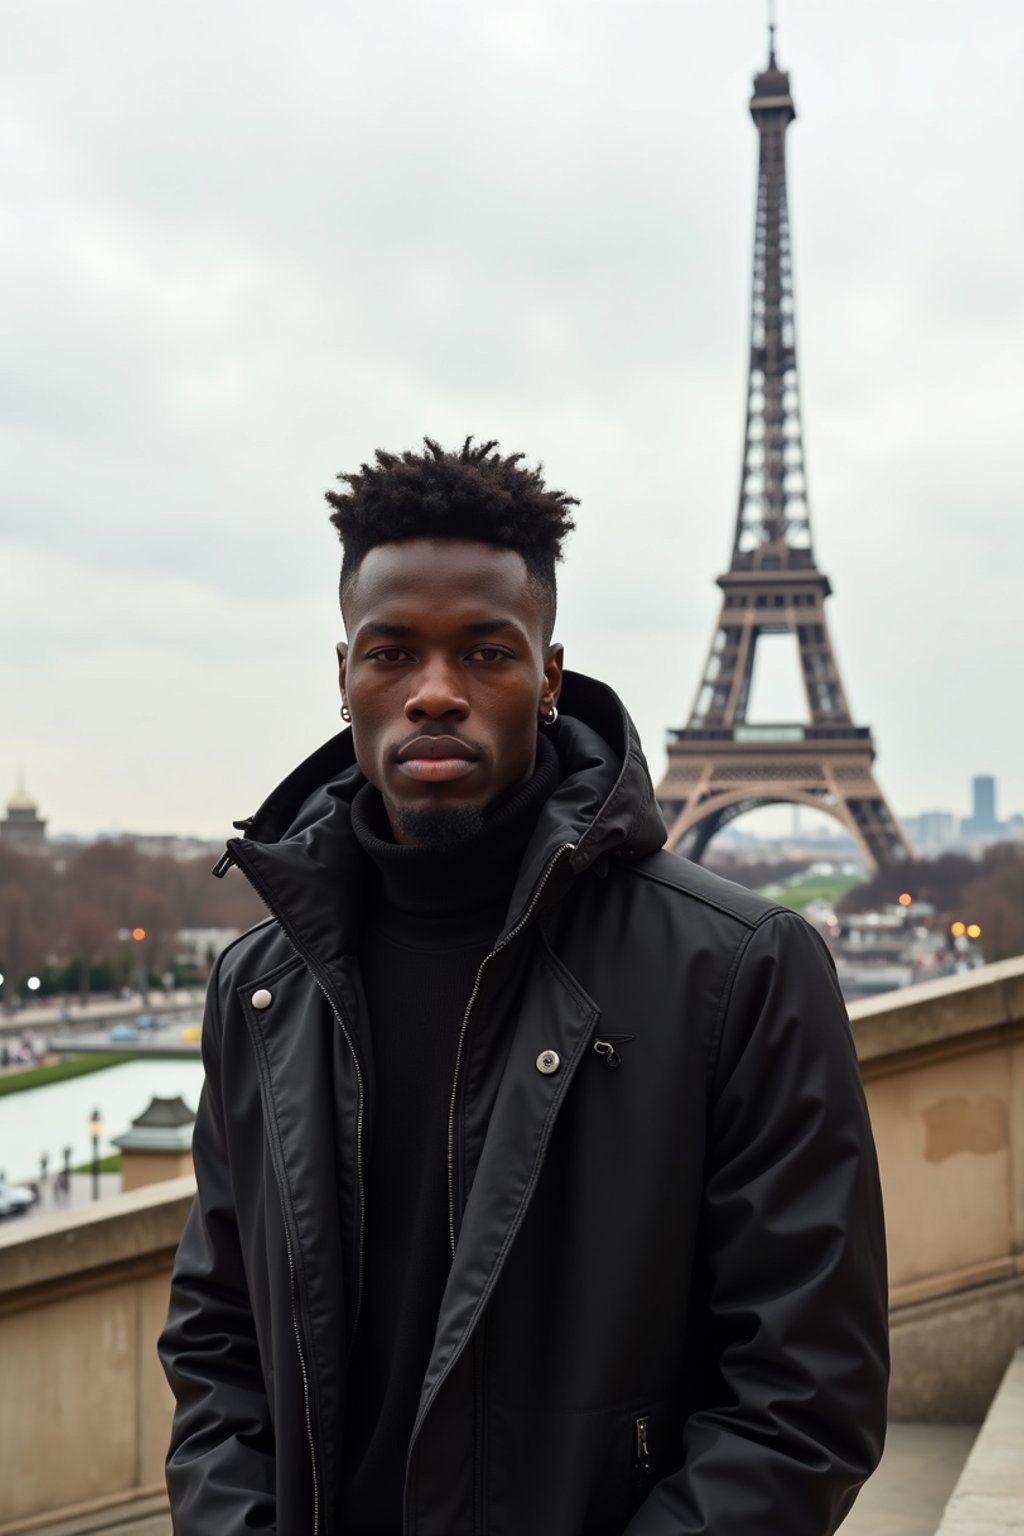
[337,538,563,846]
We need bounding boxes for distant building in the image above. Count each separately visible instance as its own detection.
[102,832,223,861]
[112,1095,196,1191]
[973,775,998,831]
[176,927,242,972]
[0,779,47,853]
[903,811,957,857]
[961,775,1002,839]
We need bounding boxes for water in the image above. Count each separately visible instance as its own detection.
[0,1058,207,1183]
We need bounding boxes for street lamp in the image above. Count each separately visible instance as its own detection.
[132,928,148,1004]
[88,1109,103,1201]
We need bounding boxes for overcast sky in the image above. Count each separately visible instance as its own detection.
[3,0,1022,841]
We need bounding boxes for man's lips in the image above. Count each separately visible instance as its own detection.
[394,735,480,783]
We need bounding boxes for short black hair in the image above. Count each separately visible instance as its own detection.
[325,436,577,641]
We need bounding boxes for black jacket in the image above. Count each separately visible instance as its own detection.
[159,672,888,1536]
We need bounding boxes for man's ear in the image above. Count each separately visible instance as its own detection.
[336,640,348,700]
[543,643,564,710]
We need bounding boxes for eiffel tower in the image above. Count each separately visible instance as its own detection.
[656,25,912,872]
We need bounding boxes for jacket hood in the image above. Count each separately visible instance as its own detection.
[223,671,666,962]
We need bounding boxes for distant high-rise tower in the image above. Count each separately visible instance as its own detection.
[655,27,912,872]
[962,775,1000,838]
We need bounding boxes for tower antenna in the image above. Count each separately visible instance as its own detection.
[768,0,777,66]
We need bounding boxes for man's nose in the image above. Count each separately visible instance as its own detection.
[404,658,469,720]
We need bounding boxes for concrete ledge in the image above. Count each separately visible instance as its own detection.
[891,1255,1024,1312]
[850,955,1024,1073]
[0,1177,195,1302]
[935,1348,1024,1533]
[0,1489,168,1536]
[0,1183,190,1526]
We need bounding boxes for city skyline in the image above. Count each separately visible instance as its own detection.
[5,766,1020,849]
[3,0,1022,839]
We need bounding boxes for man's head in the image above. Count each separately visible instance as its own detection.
[327,437,577,847]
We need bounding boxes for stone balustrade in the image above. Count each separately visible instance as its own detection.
[1,954,1023,1530]
[851,955,1024,1422]
[0,1179,192,1533]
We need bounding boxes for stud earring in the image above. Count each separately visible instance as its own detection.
[340,701,351,723]
[541,704,558,726]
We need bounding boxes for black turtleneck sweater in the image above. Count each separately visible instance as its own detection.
[341,737,560,1534]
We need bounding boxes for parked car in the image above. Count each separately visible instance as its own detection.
[181,1025,201,1042]
[0,1182,35,1219]
[109,1023,140,1042]
[134,1013,159,1031]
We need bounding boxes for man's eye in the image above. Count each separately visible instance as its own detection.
[469,646,510,663]
[368,647,410,664]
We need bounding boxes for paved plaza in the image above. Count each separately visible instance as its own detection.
[841,1423,977,1536]
[3,1171,121,1222]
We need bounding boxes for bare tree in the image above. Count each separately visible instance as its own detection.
[65,904,114,1005]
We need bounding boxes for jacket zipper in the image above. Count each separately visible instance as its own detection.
[593,1031,636,1068]
[228,844,369,1536]
[634,1415,652,1487]
[248,1001,323,1536]
[280,1199,320,1536]
[445,841,575,1255]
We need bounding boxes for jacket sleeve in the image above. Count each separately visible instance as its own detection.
[624,909,889,1536]
[158,954,277,1533]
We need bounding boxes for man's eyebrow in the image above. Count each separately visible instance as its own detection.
[358,622,417,639]
[461,618,525,636]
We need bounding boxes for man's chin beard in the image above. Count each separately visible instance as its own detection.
[393,804,486,853]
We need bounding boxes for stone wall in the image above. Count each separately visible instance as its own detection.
[0,1179,192,1532]
[851,956,1024,1421]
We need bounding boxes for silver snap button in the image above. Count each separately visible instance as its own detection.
[536,1049,560,1075]
[251,988,273,1010]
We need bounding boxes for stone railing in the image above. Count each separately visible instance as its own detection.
[1,955,1022,1528]
[851,955,1024,1421]
[0,1177,193,1533]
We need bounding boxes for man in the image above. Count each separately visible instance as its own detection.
[160,437,888,1535]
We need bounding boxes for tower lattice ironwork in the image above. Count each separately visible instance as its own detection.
[656,32,911,872]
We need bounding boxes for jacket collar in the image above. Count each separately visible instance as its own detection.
[223,671,666,973]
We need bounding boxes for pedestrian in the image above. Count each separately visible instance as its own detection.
[160,438,888,1535]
